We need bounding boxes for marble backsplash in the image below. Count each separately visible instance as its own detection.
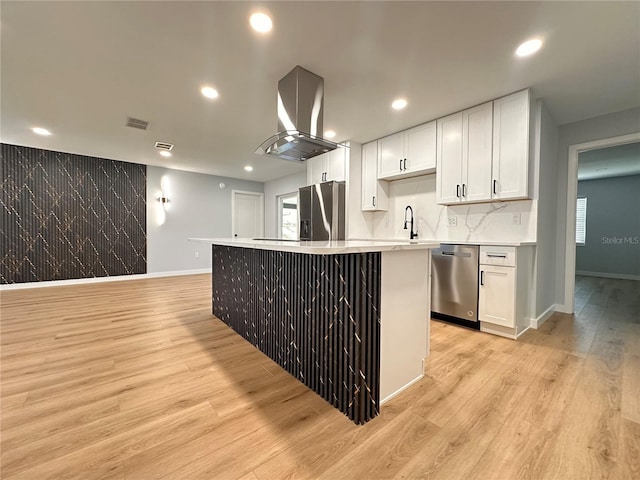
[370,175,537,243]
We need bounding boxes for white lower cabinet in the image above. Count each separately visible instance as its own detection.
[479,265,515,328]
[478,245,533,339]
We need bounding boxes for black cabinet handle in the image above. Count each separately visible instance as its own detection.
[462,184,466,197]
[493,179,497,195]
[372,195,376,207]
[403,158,407,170]
[399,159,403,171]
[486,253,507,258]
[456,185,460,198]
[480,270,484,285]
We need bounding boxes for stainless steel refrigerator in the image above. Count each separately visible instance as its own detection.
[298,181,345,241]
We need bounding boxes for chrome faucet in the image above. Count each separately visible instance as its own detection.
[404,205,418,239]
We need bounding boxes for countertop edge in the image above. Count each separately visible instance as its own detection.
[189,238,440,254]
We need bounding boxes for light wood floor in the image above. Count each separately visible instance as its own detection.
[1,274,638,479]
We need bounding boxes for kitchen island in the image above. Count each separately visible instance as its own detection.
[190,238,439,424]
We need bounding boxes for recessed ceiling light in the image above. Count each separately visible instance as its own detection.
[324,130,336,139]
[250,12,272,33]
[201,86,219,99]
[160,151,172,158]
[516,38,543,57]
[32,127,52,136]
[244,165,253,172]
[392,98,408,110]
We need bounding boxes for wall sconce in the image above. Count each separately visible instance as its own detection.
[157,195,170,205]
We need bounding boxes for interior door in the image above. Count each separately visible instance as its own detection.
[232,191,264,238]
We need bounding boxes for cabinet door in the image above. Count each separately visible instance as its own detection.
[378,132,404,179]
[479,265,516,328]
[361,141,388,211]
[462,102,493,203]
[436,112,463,204]
[326,147,346,182]
[307,152,328,184]
[405,121,436,174]
[492,90,529,200]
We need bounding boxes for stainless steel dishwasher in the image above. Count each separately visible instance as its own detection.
[431,244,480,326]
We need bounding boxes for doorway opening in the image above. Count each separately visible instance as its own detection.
[563,132,640,313]
[277,192,298,240]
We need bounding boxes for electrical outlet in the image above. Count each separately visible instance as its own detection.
[194,251,200,258]
[447,215,457,227]
[512,213,521,225]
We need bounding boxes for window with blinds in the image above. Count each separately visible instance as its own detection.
[576,197,587,246]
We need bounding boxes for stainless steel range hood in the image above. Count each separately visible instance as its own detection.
[255,66,339,162]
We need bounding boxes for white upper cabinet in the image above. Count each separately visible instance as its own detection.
[436,112,463,204]
[307,153,326,184]
[436,103,492,205]
[306,147,346,185]
[492,90,529,200]
[436,89,530,205]
[378,133,404,178]
[377,122,436,180]
[361,141,388,211]
[462,102,493,203]
[327,147,346,182]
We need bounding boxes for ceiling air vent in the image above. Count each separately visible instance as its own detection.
[126,116,149,130]
[154,142,174,151]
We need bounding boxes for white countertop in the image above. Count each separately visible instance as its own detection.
[352,238,537,247]
[189,238,440,254]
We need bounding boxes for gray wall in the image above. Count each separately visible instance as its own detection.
[554,107,640,305]
[576,174,640,278]
[263,171,306,238]
[534,100,559,317]
[146,166,263,273]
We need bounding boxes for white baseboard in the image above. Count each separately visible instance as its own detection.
[576,271,640,281]
[380,374,424,406]
[0,269,212,291]
[530,304,556,329]
[554,303,573,314]
[516,325,531,338]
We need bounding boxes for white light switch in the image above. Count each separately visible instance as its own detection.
[447,215,457,227]
[512,213,521,225]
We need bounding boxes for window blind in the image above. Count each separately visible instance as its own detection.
[576,197,587,245]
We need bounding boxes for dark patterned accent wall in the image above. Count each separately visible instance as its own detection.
[212,245,381,424]
[0,144,147,284]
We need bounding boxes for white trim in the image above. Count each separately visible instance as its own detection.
[380,374,424,406]
[530,304,555,329]
[276,190,299,240]
[516,325,531,338]
[554,303,573,314]
[0,269,211,291]
[576,271,640,281]
[563,132,640,313]
[231,190,265,238]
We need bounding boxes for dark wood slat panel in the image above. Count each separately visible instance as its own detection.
[211,245,381,424]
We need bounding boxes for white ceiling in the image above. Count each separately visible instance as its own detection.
[2,1,639,182]
[578,142,640,181]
